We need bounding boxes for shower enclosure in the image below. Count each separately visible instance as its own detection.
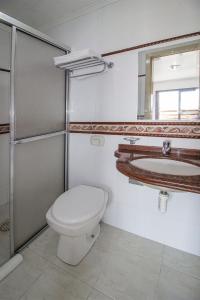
[0,12,70,267]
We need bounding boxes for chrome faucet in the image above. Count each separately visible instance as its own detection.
[123,137,140,145]
[162,140,171,156]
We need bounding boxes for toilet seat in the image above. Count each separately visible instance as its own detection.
[51,185,107,226]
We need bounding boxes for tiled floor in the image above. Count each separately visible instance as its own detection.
[1,223,200,300]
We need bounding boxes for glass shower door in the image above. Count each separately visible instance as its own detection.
[0,134,10,265]
[15,31,66,139]
[0,22,11,265]
[14,135,65,249]
[13,30,66,250]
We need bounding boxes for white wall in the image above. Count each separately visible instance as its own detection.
[70,134,200,255]
[46,0,200,53]
[46,0,200,255]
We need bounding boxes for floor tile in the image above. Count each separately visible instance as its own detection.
[95,223,163,264]
[29,227,108,286]
[94,251,160,300]
[155,265,200,300]
[163,245,200,279]
[87,289,114,300]
[1,223,199,300]
[63,247,108,286]
[94,223,138,258]
[136,235,164,262]
[28,227,59,261]
[20,262,92,300]
[0,248,47,300]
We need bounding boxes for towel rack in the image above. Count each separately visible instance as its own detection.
[54,51,114,78]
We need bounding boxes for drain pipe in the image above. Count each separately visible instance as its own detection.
[158,191,169,213]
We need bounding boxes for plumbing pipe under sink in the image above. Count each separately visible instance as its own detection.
[158,191,169,213]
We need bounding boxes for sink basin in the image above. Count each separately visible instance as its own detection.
[115,144,200,194]
[131,158,200,176]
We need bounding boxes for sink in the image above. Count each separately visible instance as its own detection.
[115,144,200,194]
[131,158,200,176]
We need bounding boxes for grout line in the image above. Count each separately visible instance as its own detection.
[17,272,44,300]
[158,245,200,281]
[89,285,116,300]
[25,226,200,296]
[86,287,116,300]
[153,245,165,299]
[161,261,200,281]
[160,244,165,274]
[27,243,102,291]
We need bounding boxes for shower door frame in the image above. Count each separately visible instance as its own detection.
[0,12,70,256]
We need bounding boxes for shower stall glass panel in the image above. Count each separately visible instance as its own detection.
[0,23,11,70]
[0,71,10,124]
[13,30,66,250]
[15,31,66,139]
[0,23,11,266]
[14,135,65,249]
[0,134,10,266]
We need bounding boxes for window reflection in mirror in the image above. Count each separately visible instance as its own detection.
[138,41,200,121]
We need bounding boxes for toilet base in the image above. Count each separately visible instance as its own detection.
[57,224,100,265]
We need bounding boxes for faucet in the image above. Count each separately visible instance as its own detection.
[162,140,171,156]
[123,137,140,145]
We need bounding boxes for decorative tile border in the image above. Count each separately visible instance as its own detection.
[3,121,199,138]
[0,124,10,135]
[69,122,200,139]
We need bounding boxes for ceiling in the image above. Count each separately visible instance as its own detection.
[0,0,118,31]
[153,50,200,82]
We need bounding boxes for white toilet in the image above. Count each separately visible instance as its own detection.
[46,185,108,265]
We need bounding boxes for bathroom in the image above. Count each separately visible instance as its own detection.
[0,0,200,299]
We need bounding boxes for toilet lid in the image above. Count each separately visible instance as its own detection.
[51,185,107,225]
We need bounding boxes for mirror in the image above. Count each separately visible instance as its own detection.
[138,40,200,120]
